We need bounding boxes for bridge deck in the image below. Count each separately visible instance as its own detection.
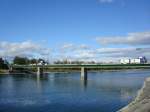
[12,64,150,69]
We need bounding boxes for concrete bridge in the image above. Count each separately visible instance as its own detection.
[9,64,90,80]
[10,64,150,80]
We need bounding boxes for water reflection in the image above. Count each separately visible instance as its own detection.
[120,88,136,101]
[81,78,88,90]
[36,74,41,91]
[36,74,49,88]
[0,70,150,112]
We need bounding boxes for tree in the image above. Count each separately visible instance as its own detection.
[30,58,37,64]
[13,56,29,65]
[0,58,4,64]
[37,58,47,65]
[0,58,9,69]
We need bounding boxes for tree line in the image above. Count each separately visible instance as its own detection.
[54,60,96,64]
[0,56,98,69]
[0,56,47,69]
[13,56,47,65]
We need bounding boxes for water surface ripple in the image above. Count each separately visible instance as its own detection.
[0,70,150,112]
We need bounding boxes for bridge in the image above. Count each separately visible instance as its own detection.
[9,64,150,80]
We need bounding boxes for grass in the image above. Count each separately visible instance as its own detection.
[0,69,6,74]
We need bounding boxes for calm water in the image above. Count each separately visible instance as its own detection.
[0,70,150,112]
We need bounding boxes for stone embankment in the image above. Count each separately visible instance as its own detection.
[119,77,150,112]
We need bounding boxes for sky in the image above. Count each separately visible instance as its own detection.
[0,0,150,62]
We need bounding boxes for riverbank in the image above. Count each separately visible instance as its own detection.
[0,69,9,74]
[119,77,150,112]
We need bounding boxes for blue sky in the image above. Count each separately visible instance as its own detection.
[0,0,150,62]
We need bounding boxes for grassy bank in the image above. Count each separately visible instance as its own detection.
[0,69,9,74]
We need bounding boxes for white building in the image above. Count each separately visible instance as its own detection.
[120,56,147,64]
[120,59,130,64]
[130,59,141,64]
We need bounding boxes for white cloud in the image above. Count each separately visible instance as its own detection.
[0,41,51,58]
[74,50,95,59]
[60,43,90,52]
[61,43,74,50]
[79,44,89,49]
[53,40,150,62]
[96,47,150,59]
[58,47,150,62]
[1,33,150,63]
[99,0,114,3]
[96,31,150,46]
[96,47,135,54]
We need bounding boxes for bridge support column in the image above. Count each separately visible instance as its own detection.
[81,67,87,80]
[9,66,13,72]
[37,67,43,75]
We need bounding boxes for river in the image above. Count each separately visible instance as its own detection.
[0,69,150,112]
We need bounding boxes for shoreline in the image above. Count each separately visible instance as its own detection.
[118,77,150,112]
[0,69,9,74]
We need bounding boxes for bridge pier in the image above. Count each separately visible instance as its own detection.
[37,67,43,75]
[81,67,87,80]
[9,66,13,72]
